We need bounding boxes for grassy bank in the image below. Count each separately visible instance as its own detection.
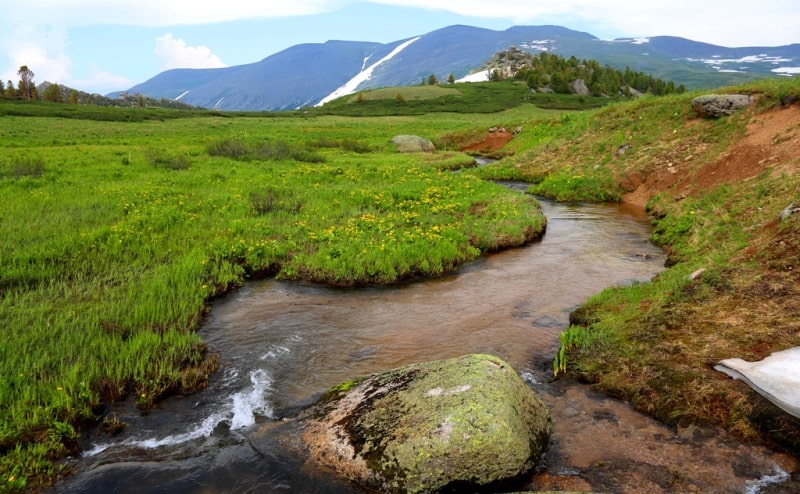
[496,77,800,454]
[0,104,549,489]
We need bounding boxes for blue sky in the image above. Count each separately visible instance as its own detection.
[2,0,798,95]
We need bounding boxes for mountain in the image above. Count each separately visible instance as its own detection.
[119,25,800,111]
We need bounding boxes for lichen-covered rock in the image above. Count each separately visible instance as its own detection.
[300,354,552,494]
[390,135,436,153]
[691,94,752,118]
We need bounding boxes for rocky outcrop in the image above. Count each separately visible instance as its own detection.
[299,354,552,494]
[691,94,752,118]
[390,135,435,153]
[569,79,590,96]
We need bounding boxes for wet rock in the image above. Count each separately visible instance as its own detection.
[780,203,800,221]
[299,353,552,494]
[691,94,752,118]
[390,135,435,153]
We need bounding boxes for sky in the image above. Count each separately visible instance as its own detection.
[2,0,798,95]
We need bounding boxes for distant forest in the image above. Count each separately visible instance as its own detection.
[1,65,196,110]
[486,48,687,97]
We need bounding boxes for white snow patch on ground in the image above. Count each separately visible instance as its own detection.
[773,66,800,74]
[315,37,421,106]
[456,69,491,83]
[175,90,190,100]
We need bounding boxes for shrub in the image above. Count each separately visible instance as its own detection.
[145,149,191,170]
[207,138,325,163]
[2,157,46,178]
[249,188,302,215]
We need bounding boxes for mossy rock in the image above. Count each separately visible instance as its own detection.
[300,353,552,493]
[390,135,436,153]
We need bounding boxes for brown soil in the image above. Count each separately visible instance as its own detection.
[459,128,514,153]
[622,105,800,207]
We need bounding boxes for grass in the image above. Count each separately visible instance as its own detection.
[534,77,800,454]
[0,101,548,490]
[2,75,799,489]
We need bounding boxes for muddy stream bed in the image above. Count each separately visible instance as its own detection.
[55,188,798,493]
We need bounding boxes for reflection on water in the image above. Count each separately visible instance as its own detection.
[54,195,797,493]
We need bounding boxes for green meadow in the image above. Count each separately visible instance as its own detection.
[0,99,551,489]
[3,76,799,490]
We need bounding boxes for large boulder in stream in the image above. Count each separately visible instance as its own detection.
[299,353,551,493]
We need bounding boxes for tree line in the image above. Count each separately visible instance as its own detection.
[2,65,197,109]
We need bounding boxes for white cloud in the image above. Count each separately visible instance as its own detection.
[0,23,133,93]
[368,0,800,47]
[73,65,135,94]
[1,24,72,85]
[5,0,343,27]
[155,33,226,70]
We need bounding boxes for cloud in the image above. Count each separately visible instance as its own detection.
[1,24,72,85]
[0,22,133,93]
[72,66,135,94]
[155,33,226,70]
[6,0,344,27]
[367,0,800,47]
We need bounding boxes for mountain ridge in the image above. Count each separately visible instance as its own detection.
[118,24,800,111]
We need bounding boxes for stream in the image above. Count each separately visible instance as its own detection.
[54,188,798,493]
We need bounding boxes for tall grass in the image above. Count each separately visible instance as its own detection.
[542,77,800,453]
[0,107,547,489]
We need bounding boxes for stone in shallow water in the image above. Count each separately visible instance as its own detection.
[299,353,552,494]
[715,347,800,418]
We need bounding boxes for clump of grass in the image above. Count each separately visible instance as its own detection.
[207,137,325,163]
[249,187,302,215]
[309,136,373,153]
[527,167,622,202]
[99,414,126,435]
[145,149,191,170]
[2,157,46,178]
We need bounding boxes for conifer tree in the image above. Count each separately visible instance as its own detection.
[17,66,35,100]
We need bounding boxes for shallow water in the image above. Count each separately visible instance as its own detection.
[54,191,797,493]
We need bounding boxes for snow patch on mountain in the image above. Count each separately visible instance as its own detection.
[315,36,421,106]
[687,54,793,72]
[520,39,555,51]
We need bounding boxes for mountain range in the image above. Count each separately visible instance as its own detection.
[119,25,800,111]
